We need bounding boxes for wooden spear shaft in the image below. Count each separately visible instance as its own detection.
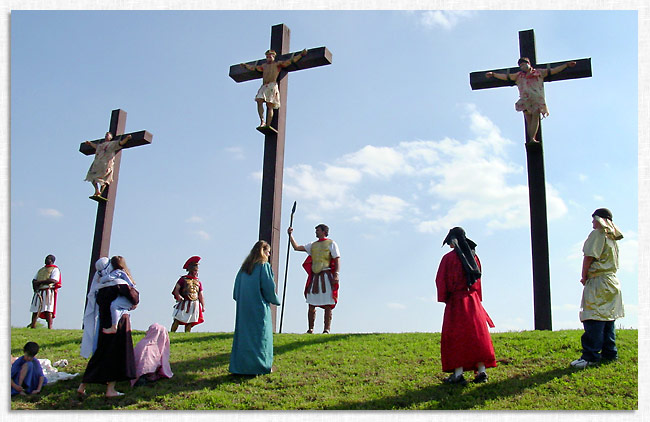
[279,201,296,333]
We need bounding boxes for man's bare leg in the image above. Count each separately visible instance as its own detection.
[307,305,316,334]
[91,182,102,197]
[265,103,274,128]
[44,312,53,329]
[170,320,180,333]
[256,100,265,127]
[524,111,540,143]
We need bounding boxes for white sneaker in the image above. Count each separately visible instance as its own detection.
[570,358,595,369]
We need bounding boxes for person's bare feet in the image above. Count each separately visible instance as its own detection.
[102,326,117,334]
[105,391,124,398]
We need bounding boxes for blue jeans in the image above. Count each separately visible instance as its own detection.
[580,319,617,362]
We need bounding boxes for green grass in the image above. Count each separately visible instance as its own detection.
[10,327,637,410]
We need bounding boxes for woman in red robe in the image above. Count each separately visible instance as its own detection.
[436,227,496,385]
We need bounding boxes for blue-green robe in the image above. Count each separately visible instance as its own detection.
[229,262,281,375]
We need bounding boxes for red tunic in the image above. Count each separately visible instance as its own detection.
[436,251,496,372]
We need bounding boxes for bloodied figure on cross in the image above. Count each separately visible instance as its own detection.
[470,29,592,330]
[240,48,308,130]
[486,57,576,144]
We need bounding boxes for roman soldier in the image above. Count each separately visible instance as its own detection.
[29,254,61,329]
[171,256,205,333]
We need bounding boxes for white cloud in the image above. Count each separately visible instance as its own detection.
[284,107,568,234]
[225,146,245,160]
[593,194,605,201]
[251,171,263,183]
[192,230,211,241]
[578,174,588,182]
[342,145,411,178]
[38,208,62,218]
[418,11,475,30]
[284,164,353,211]
[324,165,362,184]
[387,303,406,310]
[185,216,204,224]
[359,195,409,222]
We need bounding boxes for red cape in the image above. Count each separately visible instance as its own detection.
[302,252,339,310]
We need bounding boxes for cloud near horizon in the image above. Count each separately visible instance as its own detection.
[417,11,476,31]
[38,208,63,218]
[282,106,568,233]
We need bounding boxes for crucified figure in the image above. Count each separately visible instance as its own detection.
[486,57,576,143]
[84,131,132,201]
[240,48,307,129]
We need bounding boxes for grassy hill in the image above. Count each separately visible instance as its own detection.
[10,327,637,410]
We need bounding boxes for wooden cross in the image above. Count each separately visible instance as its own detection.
[229,24,332,331]
[79,109,153,301]
[469,29,592,330]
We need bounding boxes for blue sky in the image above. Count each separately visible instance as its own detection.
[7,9,639,338]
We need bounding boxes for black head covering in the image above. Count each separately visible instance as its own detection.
[442,227,481,287]
[592,208,613,221]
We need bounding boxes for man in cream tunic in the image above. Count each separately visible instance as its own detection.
[289,224,340,334]
[571,208,624,369]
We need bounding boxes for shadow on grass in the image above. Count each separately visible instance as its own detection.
[322,366,577,410]
[16,370,260,410]
[274,333,367,356]
[166,333,364,378]
[11,339,83,356]
[168,332,234,345]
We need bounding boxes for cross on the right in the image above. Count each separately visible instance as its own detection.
[470,29,592,330]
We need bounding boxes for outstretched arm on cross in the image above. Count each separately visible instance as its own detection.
[240,61,263,72]
[117,134,132,147]
[277,49,308,69]
[543,61,577,78]
[486,70,516,82]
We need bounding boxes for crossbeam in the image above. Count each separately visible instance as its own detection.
[79,130,153,155]
[470,58,592,90]
[229,47,332,83]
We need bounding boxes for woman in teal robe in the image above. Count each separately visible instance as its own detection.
[229,240,281,375]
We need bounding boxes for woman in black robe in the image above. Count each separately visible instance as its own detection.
[77,257,137,397]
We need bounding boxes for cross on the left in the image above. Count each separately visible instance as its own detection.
[79,109,153,300]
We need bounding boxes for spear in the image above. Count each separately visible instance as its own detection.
[279,201,297,333]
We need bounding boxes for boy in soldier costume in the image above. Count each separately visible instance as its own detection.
[171,256,205,333]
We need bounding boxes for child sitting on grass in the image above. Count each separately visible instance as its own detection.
[11,342,47,396]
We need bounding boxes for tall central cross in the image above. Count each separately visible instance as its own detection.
[230,24,332,331]
[79,109,153,301]
[470,29,592,330]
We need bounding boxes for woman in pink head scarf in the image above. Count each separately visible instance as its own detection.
[131,323,173,386]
